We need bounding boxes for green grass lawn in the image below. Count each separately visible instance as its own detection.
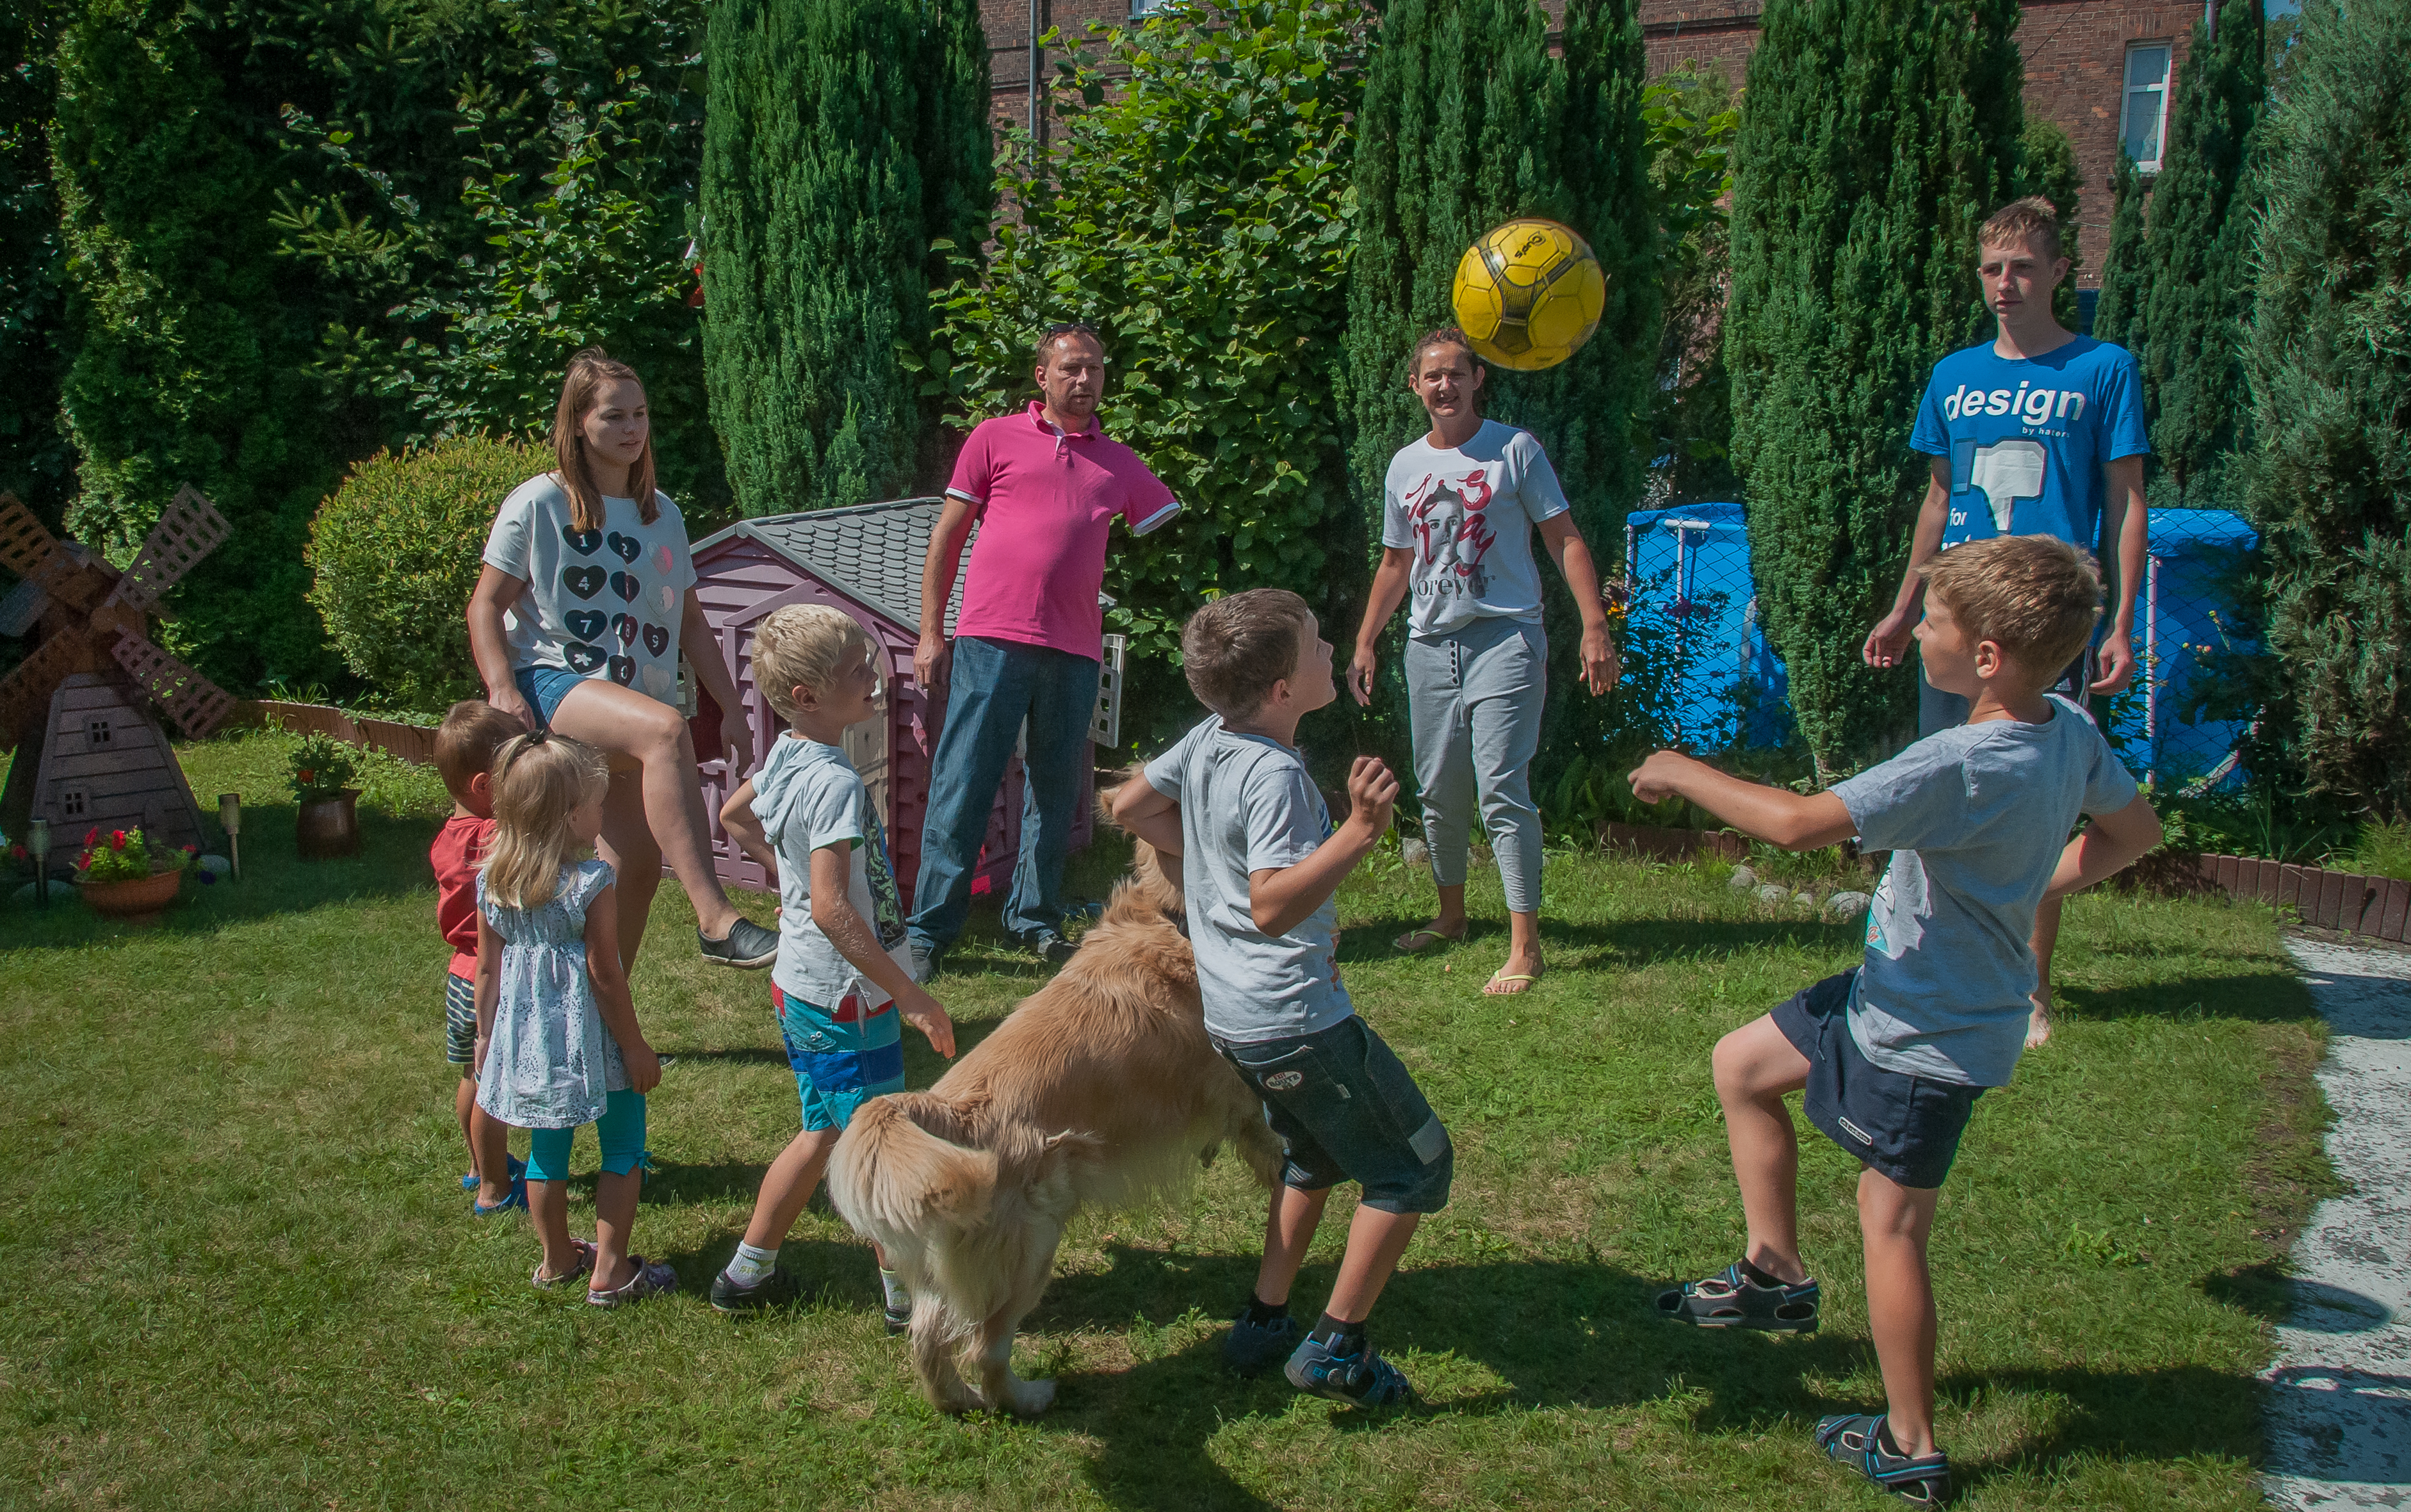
[0,729,2334,1509]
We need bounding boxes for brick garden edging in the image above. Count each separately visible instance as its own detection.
[232,700,439,767]
[2188,854,2411,943]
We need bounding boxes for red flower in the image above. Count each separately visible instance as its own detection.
[110,831,127,850]
[298,769,316,784]
[84,827,99,845]
[182,845,196,854]
[7,845,23,862]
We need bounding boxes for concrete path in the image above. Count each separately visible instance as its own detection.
[2264,938,2411,1509]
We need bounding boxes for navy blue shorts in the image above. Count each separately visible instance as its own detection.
[1771,970,1984,1191]
[512,664,587,727]
[1214,1016,1453,1215]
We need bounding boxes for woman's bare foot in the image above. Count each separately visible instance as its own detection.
[2025,992,2054,1048]
[1395,918,1467,954]
[1483,950,1545,996]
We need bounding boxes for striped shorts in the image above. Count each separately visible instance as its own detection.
[444,971,476,1067]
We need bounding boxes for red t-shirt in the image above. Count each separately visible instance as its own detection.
[430,814,495,979]
[946,403,1180,658]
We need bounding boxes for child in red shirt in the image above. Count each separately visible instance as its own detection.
[435,701,528,1213]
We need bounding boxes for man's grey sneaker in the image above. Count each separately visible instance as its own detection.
[1024,929,1077,966]
[699,916,779,969]
[710,1264,799,1315]
[1284,1331,1414,1408]
[1815,1413,1951,1506]
[884,1301,912,1337]
[587,1256,679,1308]
[908,939,940,984]
[1224,1309,1299,1376]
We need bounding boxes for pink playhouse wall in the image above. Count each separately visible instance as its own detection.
[688,523,1094,909]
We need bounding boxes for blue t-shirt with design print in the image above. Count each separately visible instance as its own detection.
[1909,336,2150,556]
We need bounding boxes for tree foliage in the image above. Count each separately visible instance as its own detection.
[2117,0,2266,510]
[2240,0,2411,819]
[923,0,1362,751]
[2014,117,2082,330]
[1342,0,1660,780]
[2090,150,2148,348]
[1645,63,1741,509]
[1723,0,2023,774]
[701,0,989,517]
[1,0,72,531]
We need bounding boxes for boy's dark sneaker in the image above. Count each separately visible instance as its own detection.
[709,1264,799,1315]
[699,916,780,969]
[1657,1260,1819,1333]
[1284,1332,1415,1408]
[1222,1309,1299,1376]
[1815,1413,1951,1506]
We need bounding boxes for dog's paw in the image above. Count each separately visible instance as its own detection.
[1007,1378,1057,1416]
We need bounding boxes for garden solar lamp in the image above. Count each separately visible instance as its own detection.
[25,819,49,908]
[218,793,241,880]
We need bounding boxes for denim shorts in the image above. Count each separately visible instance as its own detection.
[444,970,476,1067]
[1772,969,1984,1190]
[1214,1016,1454,1214]
[512,663,589,728]
[774,984,905,1133]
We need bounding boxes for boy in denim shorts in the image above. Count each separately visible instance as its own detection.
[707,605,957,1323]
[1115,588,1450,1409]
[1633,537,2163,1505]
[432,699,528,1214]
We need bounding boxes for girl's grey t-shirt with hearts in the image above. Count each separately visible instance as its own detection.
[483,473,698,706]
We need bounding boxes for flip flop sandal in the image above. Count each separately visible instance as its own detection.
[1815,1413,1952,1506]
[587,1255,679,1308]
[1393,927,1465,954]
[1482,971,1541,996]
[1656,1260,1820,1333]
[532,1239,597,1290]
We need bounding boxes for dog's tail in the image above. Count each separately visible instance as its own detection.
[830,1095,1005,1327]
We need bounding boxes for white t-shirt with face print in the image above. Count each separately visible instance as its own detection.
[482,473,698,706]
[1380,420,1571,640]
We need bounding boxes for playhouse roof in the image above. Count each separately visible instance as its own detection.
[692,497,968,634]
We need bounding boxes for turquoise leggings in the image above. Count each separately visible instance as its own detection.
[524,1088,646,1182]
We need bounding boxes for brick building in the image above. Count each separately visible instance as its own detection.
[982,0,2213,293]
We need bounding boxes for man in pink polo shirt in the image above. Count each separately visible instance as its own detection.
[908,323,1180,973]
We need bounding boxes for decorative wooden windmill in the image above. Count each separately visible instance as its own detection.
[0,487,237,866]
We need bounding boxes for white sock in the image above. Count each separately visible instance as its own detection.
[879,1266,911,1312]
[726,1242,779,1287]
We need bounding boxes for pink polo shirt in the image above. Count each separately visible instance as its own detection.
[946,403,1180,659]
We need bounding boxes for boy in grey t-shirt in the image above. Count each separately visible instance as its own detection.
[1629,537,2162,1506]
[1114,589,1449,1411]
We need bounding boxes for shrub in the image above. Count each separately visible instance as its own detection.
[307,437,541,712]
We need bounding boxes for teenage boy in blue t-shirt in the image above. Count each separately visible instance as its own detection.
[1862,195,2151,1050]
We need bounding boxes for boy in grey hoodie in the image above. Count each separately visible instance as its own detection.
[706,606,957,1323]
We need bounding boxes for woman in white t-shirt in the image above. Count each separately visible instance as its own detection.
[467,348,777,971]
[1345,327,1621,997]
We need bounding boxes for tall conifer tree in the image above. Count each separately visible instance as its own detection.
[2090,152,2148,348]
[2110,0,2266,508]
[1342,0,1658,765]
[1723,0,2022,773]
[2241,0,2411,818]
[701,0,989,516]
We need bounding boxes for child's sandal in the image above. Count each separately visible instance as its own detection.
[532,1239,597,1290]
[1656,1260,1820,1332]
[1815,1412,1952,1506]
[587,1256,678,1308]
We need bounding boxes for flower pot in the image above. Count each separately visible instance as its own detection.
[296,788,364,860]
[77,868,184,926]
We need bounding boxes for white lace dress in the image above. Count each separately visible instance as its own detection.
[473,859,627,1130]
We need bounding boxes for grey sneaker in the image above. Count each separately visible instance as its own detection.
[710,1264,799,1315]
[1023,929,1077,966]
[908,939,940,984]
[699,916,779,969]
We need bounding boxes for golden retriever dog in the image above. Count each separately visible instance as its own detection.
[827,806,1280,1416]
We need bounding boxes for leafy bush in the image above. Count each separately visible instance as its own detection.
[72,826,192,882]
[307,437,541,711]
[2334,819,2411,882]
[920,0,1365,751]
[1644,63,1740,508]
[287,734,361,803]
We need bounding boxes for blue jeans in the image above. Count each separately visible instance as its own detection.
[909,635,1100,949]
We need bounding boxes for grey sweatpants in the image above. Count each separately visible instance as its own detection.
[1404,616,1546,915]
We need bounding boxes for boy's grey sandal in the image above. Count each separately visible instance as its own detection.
[1815,1413,1952,1506]
[1657,1260,1820,1332]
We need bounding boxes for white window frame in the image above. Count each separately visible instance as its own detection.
[2122,42,2173,174]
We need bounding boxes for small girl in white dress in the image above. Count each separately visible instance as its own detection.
[473,729,673,1305]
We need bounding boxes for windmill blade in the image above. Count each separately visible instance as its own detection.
[0,492,70,594]
[111,630,236,740]
[106,485,231,613]
[0,632,81,754]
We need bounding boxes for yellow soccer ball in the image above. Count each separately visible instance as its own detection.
[1450,218,1606,371]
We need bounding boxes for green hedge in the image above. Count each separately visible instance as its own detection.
[307,437,542,713]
